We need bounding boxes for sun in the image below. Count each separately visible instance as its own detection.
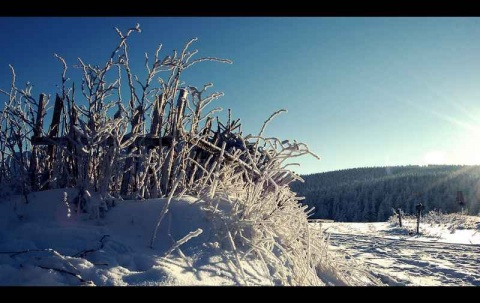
[423,150,447,165]
[452,126,480,165]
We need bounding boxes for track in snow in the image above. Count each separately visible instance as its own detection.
[325,229,480,286]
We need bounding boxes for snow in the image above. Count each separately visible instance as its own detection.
[313,220,480,286]
[0,189,270,286]
[3,188,477,286]
[318,220,480,245]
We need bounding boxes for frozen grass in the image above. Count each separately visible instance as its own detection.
[388,210,480,236]
[0,24,377,286]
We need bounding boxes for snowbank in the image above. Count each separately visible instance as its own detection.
[0,189,270,286]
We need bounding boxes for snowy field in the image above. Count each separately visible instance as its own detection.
[0,189,379,286]
[2,189,477,286]
[313,219,480,286]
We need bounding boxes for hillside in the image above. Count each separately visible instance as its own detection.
[291,165,480,222]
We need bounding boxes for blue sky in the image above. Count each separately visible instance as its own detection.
[1,17,480,174]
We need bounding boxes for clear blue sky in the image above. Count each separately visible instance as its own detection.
[2,17,480,174]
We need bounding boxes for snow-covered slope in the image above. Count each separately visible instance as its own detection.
[0,189,270,286]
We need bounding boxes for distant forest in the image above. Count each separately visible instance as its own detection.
[290,165,480,222]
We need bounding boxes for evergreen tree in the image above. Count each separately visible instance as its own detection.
[293,165,480,222]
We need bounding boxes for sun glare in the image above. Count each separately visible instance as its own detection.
[453,126,480,165]
[423,150,447,165]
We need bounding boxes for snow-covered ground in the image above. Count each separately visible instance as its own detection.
[313,220,480,286]
[3,188,477,286]
[0,189,270,286]
[0,189,379,286]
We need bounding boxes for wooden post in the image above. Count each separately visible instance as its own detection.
[416,214,420,235]
[147,94,166,197]
[456,191,465,214]
[120,105,143,196]
[161,89,188,195]
[120,151,134,196]
[150,94,165,136]
[68,103,79,186]
[182,100,213,183]
[29,93,46,190]
[43,94,63,189]
[34,94,47,137]
[191,98,202,134]
[175,88,188,175]
[176,88,188,131]
[397,208,402,227]
[415,203,424,235]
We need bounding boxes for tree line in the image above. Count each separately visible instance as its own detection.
[291,165,480,222]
